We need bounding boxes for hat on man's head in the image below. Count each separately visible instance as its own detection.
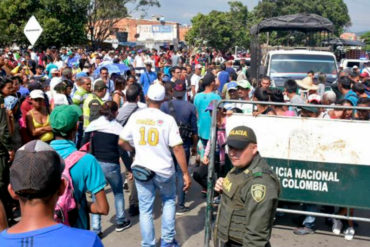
[195,64,202,69]
[226,126,257,150]
[50,68,59,74]
[76,72,88,79]
[296,77,318,91]
[147,84,165,101]
[30,89,45,100]
[173,80,186,98]
[94,79,108,91]
[237,80,251,89]
[50,105,82,137]
[227,82,238,91]
[10,140,64,199]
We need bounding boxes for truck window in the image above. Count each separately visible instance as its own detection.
[270,54,337,74]
[347,62,360,68]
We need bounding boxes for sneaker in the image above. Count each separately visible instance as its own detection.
[332,219,342,235]
[115,220,132,232]
[129,205,139,217]
[293,227,314,235]
[344,227,355,240]
[176,206,190,215]
[160,239,179,247]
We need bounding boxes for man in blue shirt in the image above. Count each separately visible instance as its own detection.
[338,77,359,106]
[218,63,230,93]
[194,73,221,146]
[0,140,103,246]
[140,62,157,96]
[49,105,109,232]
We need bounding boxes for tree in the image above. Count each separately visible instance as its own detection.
[251,0,351,36]
[87,0,160,48]
[0,0,90,48]
[186,1,248,52]
[361,32,370,51]
[0,0,159,49]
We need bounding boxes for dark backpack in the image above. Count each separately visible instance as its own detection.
[89,98,102,123]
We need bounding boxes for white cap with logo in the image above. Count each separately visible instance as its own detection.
[147,84,165,101]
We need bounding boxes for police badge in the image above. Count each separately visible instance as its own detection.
[251,184,266,203]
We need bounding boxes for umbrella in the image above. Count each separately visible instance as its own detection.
[93,63,130,78]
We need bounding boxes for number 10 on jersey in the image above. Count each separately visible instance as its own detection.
[139,127,159,146]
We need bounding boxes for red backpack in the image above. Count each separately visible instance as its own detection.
[54,151,86,226]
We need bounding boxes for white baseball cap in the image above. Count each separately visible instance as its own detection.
[30,90,45,99]
[147,84,165,101]
[195,64,202,69]
[50,68,59,74]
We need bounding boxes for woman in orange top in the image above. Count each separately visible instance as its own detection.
[26,90,54,142]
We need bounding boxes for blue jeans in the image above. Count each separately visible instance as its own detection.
[173,146,190,207]
[135,173,176,247]
[91,161,126,233]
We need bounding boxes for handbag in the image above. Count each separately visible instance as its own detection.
[132,165,155,182]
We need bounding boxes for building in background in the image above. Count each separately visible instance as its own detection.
[341,33,358,41]
[106,17,190,50]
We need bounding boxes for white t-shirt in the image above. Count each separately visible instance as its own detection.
[120,108,183,178]
[134,55,145,68]
[191,74,202,95]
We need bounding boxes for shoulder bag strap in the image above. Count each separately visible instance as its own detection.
[121,105,139,127]
[168,100,178,124]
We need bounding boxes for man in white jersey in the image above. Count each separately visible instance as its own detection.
[119,84,191,247]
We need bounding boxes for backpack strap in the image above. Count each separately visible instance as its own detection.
[64,151,86,170]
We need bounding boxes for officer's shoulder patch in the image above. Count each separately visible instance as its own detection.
[251,184,266,203]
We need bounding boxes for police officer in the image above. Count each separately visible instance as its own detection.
[214,126,280,247]
[82,79,106,129]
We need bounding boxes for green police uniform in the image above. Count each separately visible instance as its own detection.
[215,126,280,247]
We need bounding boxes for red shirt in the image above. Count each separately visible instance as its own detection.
[153,55,160,67]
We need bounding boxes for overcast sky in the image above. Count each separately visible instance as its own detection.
[130,0,369,32]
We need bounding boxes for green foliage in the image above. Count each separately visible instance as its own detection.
[251,0,351,36]
[0,0,89,48]
[0,0,159,48]
[186,1,248,52]
[361,31,370,51]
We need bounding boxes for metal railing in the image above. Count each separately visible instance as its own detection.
[204,99,370,247]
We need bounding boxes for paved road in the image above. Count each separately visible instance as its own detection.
[100,163,370,247]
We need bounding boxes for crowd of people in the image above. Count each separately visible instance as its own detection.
[0,45,368,246]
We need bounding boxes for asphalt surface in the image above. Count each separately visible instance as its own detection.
[100,161,370,247]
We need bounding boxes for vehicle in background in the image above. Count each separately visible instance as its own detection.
[339,59,369,71]
[232,57,251,71]
[262,50,338,87]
